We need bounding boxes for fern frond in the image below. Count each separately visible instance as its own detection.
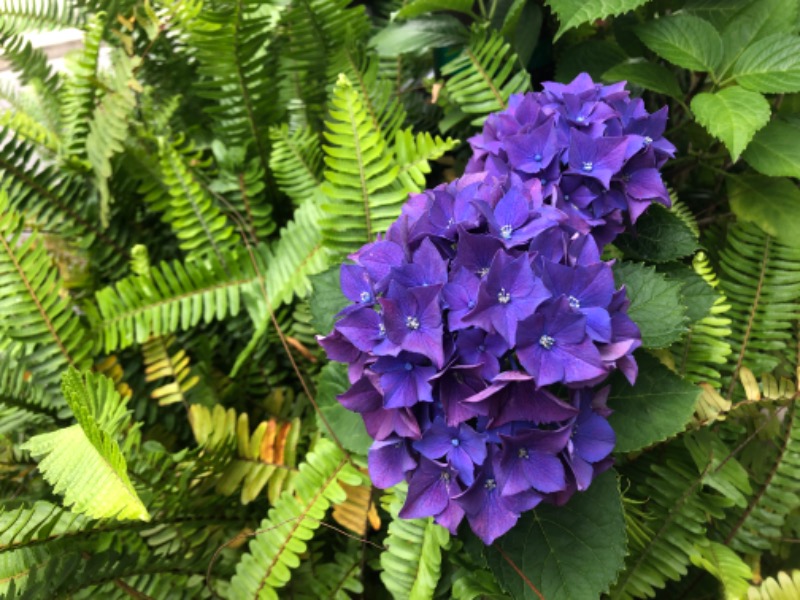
[0,204,93,397]
[747,570,800,600]
[441,26,530,126]
[380,486,450,600]
[190,403,302,505]
[689,541,752,600]
[228,438,362,599]
[671,252,733,388]
[146,135,238,259]
[0,22,60,103]
[59,11,105,163]
[670,196,700,238]
[86,49,142,226]
[331,478,380,536]
[143,335,199,407]
[320,75,409,255]
[0,106,60,152]
[0,353,57,428]
[22,369,150,522]
[394,128,459,193]
[718,222,800,399]
[301,550,363,599]
[0,0,84,32]
[611,438,737,599]
[269,125,323,206]
[727,402,800,554]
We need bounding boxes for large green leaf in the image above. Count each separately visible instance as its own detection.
[613,262,688,348]
[615,204,698,263]
[732,33,800,93]
[727,175,800,244]
[743,116,800,179]
[691,86,770,161]
[317,362,371,456]
[603,60,683,100]
[396,0,474,19]
[310,266,349,335]
[608,354,699,453]
[637,14,723,74]
[556,40,627,83]
[371,16,468,57]
[487,471,625,600]
[547,0,652,40]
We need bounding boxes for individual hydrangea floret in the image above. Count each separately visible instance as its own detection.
[318,73,672,544]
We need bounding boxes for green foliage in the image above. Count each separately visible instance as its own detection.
[613,262,689,348]
[748,571,800,600]
[615,204,699,263]
[637,14,723,74]
[608,354,700,452]
[743,116,800,178]
[22,369,149,522]
[732,34,800,93]
[380,487,451,600]
[548,0,652,40]
[603,60,683,101]
[487,471,626,600]
[317,362,371,456]
[689,541,753,600]
[691,86,771,161]
[728,175,800,244]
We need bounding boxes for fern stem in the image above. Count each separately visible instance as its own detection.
[345,94,373,242]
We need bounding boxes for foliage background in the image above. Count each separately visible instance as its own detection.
[0,0,799,598]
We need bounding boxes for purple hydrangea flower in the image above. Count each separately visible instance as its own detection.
[317,73,670,545]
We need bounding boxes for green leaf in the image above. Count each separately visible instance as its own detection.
[727,175,800,244]
[659,264,720,323]
[743,116,800,179]
[615,204,699,263]
[317,363,371,456]
[689,542,753,600]
[732,33,800,93]
[608,354,699,453]
[555,40,627,83]
[310,267,348,335]
[396,0,475,19]
[691,86,770,161]
[22,369,149,522]
[613,262,688,348]
[602,60,683,100]
[371,16,469,57]
[487,471,625,600]
[546,0,652,40]
[636,14,723,74]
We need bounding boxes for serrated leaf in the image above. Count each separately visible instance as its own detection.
[487,471,625,600]
[615,204,698,263]
[608,354,699,452]
[603,60,683,100]
[613,262,688,348]
[637,14,723,74]
[547,0,652,40]
[310,267,349,335]
[732,33,800,93]
[691,86,770,161]
[743,116,800,178]
[317,362,372,456]
[727,175,800,244]
[659,264,719,323]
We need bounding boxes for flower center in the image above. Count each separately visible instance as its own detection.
[539,334,555,349]
[478,267,489,278]
[378,323,386,337]
[478,344,485,352]
[500,224,514,239]
[360,291,371,303]
[497,288,511,304]
[643,135,653,146]
[564,194,570,201]
[404,362,413,371]
[576,115,585,122]
[518,448,529,459]
[441,472,451,482]
[541,178,548,185]
[533,153,542,162]
[484,478,497,490]
[467,299,475,309]
[447,217,455,227]
[406,316,420,330]
[568,295,580,309]
[451,438,460,447]
[581,161,593,172]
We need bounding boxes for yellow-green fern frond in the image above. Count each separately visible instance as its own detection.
[143,336,199,407]
[748,571,800,600]
[394,129,459,193]
[689,541,752,600]
[22,369,150,522]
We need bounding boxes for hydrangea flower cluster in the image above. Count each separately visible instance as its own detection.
[319,73,673,545]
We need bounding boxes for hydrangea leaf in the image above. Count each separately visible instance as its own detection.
[317,362,372,456]
[556,40,628,83]
[396,0,474,19]
[743,117,800,179]
[607,353,699,452]
[615,204,698,263]
[486,470,625,600]
[727,175,800,245]
[636,14,723,74]
[310,267,349,335]
[603,60,683,100]
[732,33,800,93]
[547,0,652,40]
[658,264,719,324]
[371,16,468,57]
[613,262,688,348]
[691,86,770,161]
